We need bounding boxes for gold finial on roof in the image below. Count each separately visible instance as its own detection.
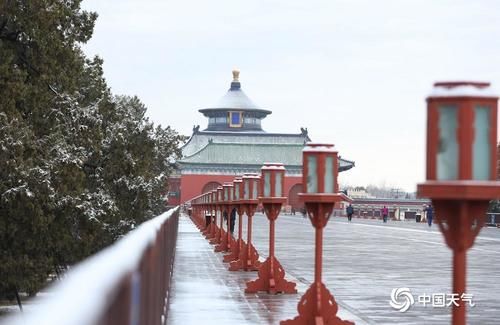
[232,69,240,82]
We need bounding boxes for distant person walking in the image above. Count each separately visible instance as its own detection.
[425,205,434,227]
[382,206,389,223]
[230,207,237,235]
[346,204,354,222]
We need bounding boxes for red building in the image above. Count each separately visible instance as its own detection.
[167,71,355,208]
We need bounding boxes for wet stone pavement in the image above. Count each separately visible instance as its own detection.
[167,213,500,325]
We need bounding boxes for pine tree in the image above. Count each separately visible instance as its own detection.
[1,0,185,302]
[0,0,98,300]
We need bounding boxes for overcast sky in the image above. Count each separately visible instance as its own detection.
[81,0,500,192]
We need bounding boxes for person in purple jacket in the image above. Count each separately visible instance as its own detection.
[381,206,389,223]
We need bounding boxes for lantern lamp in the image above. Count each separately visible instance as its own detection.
[233,178,243,202]
[283,143,354,324]
[260,163,286,200]
[245,162,297,294]
[211,189,217,204]
[229,173,262,271]
[217,186,223,204]
[242,173,260,201]
[205,189,219,242]
[223,183,234,203]
[417,81,500,325]
[424,81,498,183]
[299,143,345,202]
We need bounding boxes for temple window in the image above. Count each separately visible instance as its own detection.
[229,111,242,127]
[215,117,227,124]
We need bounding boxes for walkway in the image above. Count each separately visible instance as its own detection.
[167,214,500,324]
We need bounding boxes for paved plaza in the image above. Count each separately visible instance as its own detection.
[168,214,500,324]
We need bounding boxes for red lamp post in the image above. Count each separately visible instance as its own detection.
[201,193,211,236]
[206,190,218,241]
[192,195,202,229]
[282,144,354,325]
[224,177,244,263]
[417,81,499,325]
[215,183,233,253]
[209,186,225,245]
[203,192,212,238]
[229,174,262,271]
[215,183,233,252]
[245,163,297,294]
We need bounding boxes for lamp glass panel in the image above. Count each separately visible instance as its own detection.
[437,106,459,180]
[307,156,318,193]
[235,185,240,200]
[244,180,250,199]
[276,171,282,197]
[264,171,271,197]
[473,106,491,180]
[224,188,228,201]
[253,180,258,199]
[325,155,335,193]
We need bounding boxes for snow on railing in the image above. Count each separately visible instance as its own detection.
[4,206,180,325]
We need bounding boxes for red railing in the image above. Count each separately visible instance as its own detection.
[4,207,179,325]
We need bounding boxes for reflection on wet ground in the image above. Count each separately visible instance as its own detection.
[167,214,500,324]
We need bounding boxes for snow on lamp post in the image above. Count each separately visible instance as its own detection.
[417,81,499,325]
[229,173,262,271]
[245,163,297,294]
[282,144,354,325]
[224,177,244,263]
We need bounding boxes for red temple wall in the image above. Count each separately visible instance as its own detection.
[180,174,236,202]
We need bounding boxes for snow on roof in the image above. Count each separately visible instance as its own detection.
[199,71,270,113]
[303,144,337,153]
[181,131,309,157]
[429,82,498,98]
[262,162,286,170]
[210,88,261,110]
[243,173,260,179]
[178,141,355,172]
[180,142,305,166]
